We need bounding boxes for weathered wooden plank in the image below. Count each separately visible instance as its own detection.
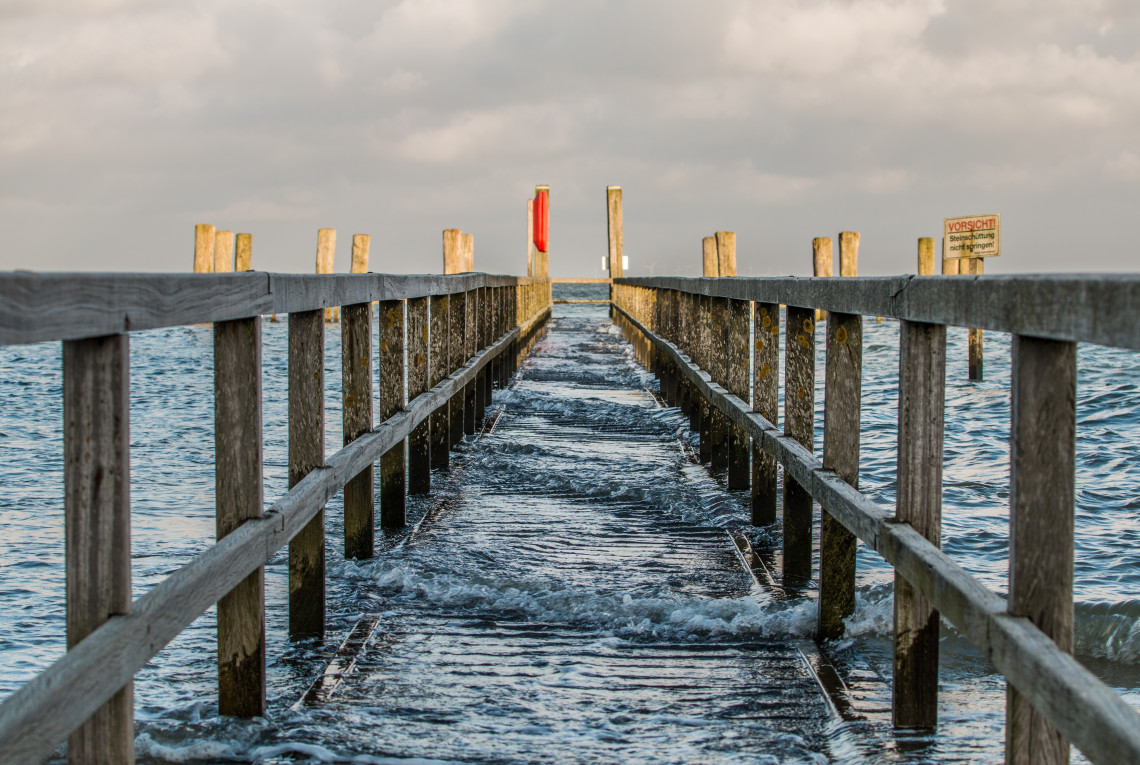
[608,186,624,279]
[194,224,215,273]
[716,231,736,277]
[478,285,491,411]
[288,310,325,638]
[968,257,985,381]
[1007,335,1076,765]
[752,302,779,525]
[429,294,450,470]
[63,333,133,764]
[407,297,431,495]
[235,233,253,272]
[464,288,477,435]
[818,312,862,640]
[894,320,946,729]
[0,322,529,765]
[727,298,750,489]
[341,303,373,558]
[214,230,235,274]
[698,295,713,463]
[316,228,337,323]
[784,305,816,586]
[702,236,718,277]
[449,290,466,446]
[379,300,407,528]
[611,301,1140,765]
[214,317,265,718]
[917,238,935,276]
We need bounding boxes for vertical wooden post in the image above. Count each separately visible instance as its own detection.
[968,258,984,381]
[379,300,406,527]
[839,231,859,277]
[710,298,730,471]
[64,334,133,764]
[608,186,624,306]
[942,254,960,276]
[289,310,325,638]
[687,293,700,433]
[235,234,253,272]
[214,230,235,273]
[463,233,474,273]
[351,234,370,274]
[727,298,750,489]
[783,305,816,586]
[698,295,713,464]
[342,303,373,557]
[449,290,466,446]
[464,288,477,434]
[443,229,462,274]
[818,311,862,640]
[752,303,779,525]
[527,199,535,277]
[813,237,833,321]
[917,238,935,276]
[316,228,337,323]
[716,231,736,277]
[214,317,266,717]
[702,237,718,277]
[1006,335,1076,765]
[194,224,215,272]
[893,320,946,728]
[478,285,491,412]
[429,295,450,470]
[407,297,431,494]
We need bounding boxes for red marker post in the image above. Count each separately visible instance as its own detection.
[533,185,549,276]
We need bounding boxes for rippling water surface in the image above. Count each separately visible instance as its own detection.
[2,283,1139,763]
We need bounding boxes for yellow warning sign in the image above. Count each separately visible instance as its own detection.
[943,214,1000,259]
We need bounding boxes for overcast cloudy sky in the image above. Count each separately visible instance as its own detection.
[2,0,1138,277]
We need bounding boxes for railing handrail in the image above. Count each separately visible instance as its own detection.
[0,272,548,347]
[618,274,1140,351]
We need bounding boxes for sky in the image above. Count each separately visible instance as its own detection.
[2,0,1139,278]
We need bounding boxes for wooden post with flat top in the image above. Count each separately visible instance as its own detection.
[752,302,779,525]
[342,301,373,557]
[407,297,431,494]
[608,186,623,300]
[527,199,535,277]
[727,298,750,490]
[64,333,134,763]
[839,231,859,277]
[316,228,337,323]
[214,316,266,717]
[702,237,718,277]
[379,299,406,527]
[194,224,215,272]
[917,238,935,276]
[783,305,815,587]
[235,234,253,272]
[429,295,450,470]
[289,310,325,637]
[893,319,946,728]
[1006,335,1076,765]
[813,237,833,321]
[818,311,862,640]
[214,230,234,273]
[449,290,466,446]
[716,231,736,277]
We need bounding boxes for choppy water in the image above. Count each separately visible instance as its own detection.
[1,283,1139,763]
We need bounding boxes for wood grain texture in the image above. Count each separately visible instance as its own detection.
[443,229,462,275]
[378,300,406,528]
[783,305,815,587]
[727,298,750,489]
[839,231,859,277]
[894,320,946,729]
[214,317,265,718]
[341,303,373,558]
[698,295,713,464]
[716,231,737,277]
[818,312,862,640]
[917,238,935,276]
[214,230,235,274]
[611,301,1140,765]
[235,234,253,272]
[968,257,984,381]
[194,224,215,273]
[479,286,491,410]
[429,294,450,470]
[63,333,133,764]
[288,310,325,638]
[527,199,534,276]
[702,237,718,277]
[812,237,833,278]
[407,297,431,495]
[351,234,370,274]
[607,186,624,278]
[464,289,477,434]
[1007,335,1076,765]
[752,302,779,525]
[449,290,466,445]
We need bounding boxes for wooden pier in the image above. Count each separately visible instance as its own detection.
[2,268,1140,763]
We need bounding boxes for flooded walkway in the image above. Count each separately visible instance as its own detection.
[294,304,831,763]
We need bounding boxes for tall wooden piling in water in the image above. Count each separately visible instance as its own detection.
[407,297,431,494]
[214,230,235,273]
[316,228,337,323]
[235,234,253,272]
[194,224,215,273]
[429,294,450,470]
[379,300,407,527]
[752,302,779,525]
[342,300,374,556]
[783,305,815,586]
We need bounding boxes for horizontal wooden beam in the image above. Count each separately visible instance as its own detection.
[0,272,548,346]
[612,302,1140,765]
[0,306,550,764]
[618,275,1140,352]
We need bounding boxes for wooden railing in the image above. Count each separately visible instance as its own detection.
[0,271,551,764]
[612,274,1140,765]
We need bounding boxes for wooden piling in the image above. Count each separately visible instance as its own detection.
[752,303,779,525]
[942,254,960,276]
[214,317,266,717]
[235,234,253,272]
[608,187,624,291]
[462,233,474,273]
[449,290,466,446]
[527,199,535,277]
[407,297,431,494]
[63,333,133,763]
[727,298,750,490]
[1006,335,1076,765]
[818,312,862,640]
[342,303,373,556]
[839,231,859,277]
[351,234,370,274]
[893,320,946,728]
[316,229,337,323]
[194,224,215,273]
[379,300,406,528]
[783,306,816,586]
[443,229,461,274]
[698,295,713,464]
[288,310,325,638]
[429,295,450,470]
[968,258,984,381]
[214,230,234,273]
[813,237,833,321]
[464,288,477,435]
[702,237,718,277]
[917,238,935,276]
[716,232,736,278]
[478,286,491,413]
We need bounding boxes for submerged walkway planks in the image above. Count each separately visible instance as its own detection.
[301,305,830,762]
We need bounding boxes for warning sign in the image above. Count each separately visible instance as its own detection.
[943,214,1000,259]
